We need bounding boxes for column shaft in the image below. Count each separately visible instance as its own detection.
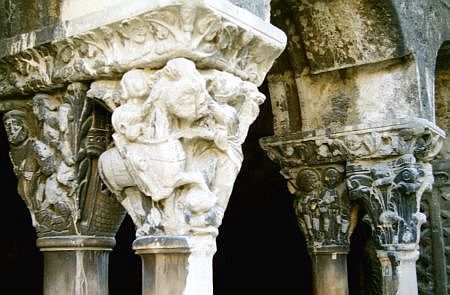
[377,249,419,295]
[134,236,215,295]
[37,237,115,295]
[310,250,349,295]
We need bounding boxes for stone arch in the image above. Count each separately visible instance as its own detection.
[435,41,450,144]
[267,0,410,135]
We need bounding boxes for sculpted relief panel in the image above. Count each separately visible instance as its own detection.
[282,165,351,249]
[97,57,265,237]
[3,83,124,237]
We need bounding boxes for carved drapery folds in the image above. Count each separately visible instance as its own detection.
[96,57,265,237]
[282,164,350,251]
[3,84,125,238]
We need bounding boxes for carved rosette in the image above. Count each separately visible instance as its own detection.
[282,164,350,250]
[96,57,266,237]
[2,84,125,238]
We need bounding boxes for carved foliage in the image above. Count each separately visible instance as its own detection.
[0,3,285,96]
[282,165,350,248]
[260,121,444,167]
[347,155,433,247]
[97,58,265,237]
[3,83,124,237]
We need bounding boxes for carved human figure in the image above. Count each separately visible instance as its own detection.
[320,167,349,243]
[3,109,72,231]
[294,169,321,240]
[100,59,223,235]
[99,57,266,236]
[32,94,74,166]
[4,110,44,227]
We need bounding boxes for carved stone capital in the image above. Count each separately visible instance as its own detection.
[0,0,286,97]
[347,155,433,248]
[260,118,445,167]
[2,84,125,238]
[97,57,266,237]
[281,164,351,251]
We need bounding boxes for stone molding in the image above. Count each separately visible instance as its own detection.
[36,236,116,251]
[260,118,445,167]
[0,0,286,97]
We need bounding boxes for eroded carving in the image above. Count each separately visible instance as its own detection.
[347,155,432,247]
[260,120,445,167]
[98,57,265,237]
[0,2,286,97]
[3,84,124,237]
[282,165,350,249]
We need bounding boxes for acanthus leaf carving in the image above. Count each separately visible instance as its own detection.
[346,154,432,247]
[97,57,265,237]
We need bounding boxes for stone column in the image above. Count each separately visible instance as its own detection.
[1,84,126,295]
[343,120,444,295]
[37,236,115,295]
[261,119,444,295]
[260,139,352,295]
[0,1,285,294]
[81,2,284,295]
[95,55,284,294]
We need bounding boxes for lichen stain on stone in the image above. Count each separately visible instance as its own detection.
[297,0,405,73]
[0,0,61,40]
[324,92,352,129]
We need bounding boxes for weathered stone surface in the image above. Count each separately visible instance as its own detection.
[347,155,432,248]
[2,84,125,238]
[260,118,445,167]
[391,0,450,122]
[229,0,270,21]
[291,0,407,74]
[417,40,450,295]
[268,0,450,136]
[295,58,420,131]
[283,165,350,250]
[0,0,270,41]
[0,0,286,97]
[97,58,266,238]
[37,236,115,295]
[0,1,287,294]
[0,0,60,39]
